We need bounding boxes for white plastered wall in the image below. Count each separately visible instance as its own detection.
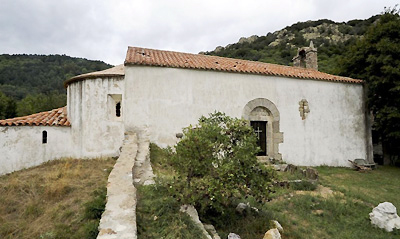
[0,76,126,175]
[124,66,368,166]
[0,126,73,175]
[67,76,125,158]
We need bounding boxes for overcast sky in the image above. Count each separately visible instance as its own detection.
[0,0,398,65]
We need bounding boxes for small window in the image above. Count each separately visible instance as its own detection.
[42,130,47,144]
[116,102,121,117]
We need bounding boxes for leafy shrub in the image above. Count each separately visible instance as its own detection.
[167,112,276,214]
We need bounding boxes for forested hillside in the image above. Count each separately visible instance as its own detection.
[204,16,379,74]
[0,55,111,119]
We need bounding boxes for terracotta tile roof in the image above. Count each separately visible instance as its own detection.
[64,64,124,87]
[125,47,363,84]
[0,107,70,127]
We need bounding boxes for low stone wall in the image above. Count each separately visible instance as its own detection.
[97,132,138,239]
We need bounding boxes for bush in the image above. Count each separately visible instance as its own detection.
[167,112,276,214]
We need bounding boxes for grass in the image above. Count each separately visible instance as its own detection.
[136,184,208,239]
[146,144,400,238]
[201,202,274,239]
[318,166,400,206]
[137,144,208,238]
[267,166,400,239]
[0,157,116,239]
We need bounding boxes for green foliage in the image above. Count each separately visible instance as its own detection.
[79,221,101,239]
[16,91,66,116]
[83,187,107,220]
[167,112,275,214]
[338,7,400,157]
[201,202,273,239]
[136,184,208,239]
[0,54,111,100]
[290,180,318,191]
[0,54,111,118]
[147,144,400,239]
[149,143,174,168]
[0,91,16,119]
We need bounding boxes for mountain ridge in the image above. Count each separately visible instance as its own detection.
[204,15,380,74]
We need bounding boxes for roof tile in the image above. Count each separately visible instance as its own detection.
[64,64,124,87]
[125,47,362,84]
[0,107,70,127]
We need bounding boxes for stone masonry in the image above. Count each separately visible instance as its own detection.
[97,132,138,239]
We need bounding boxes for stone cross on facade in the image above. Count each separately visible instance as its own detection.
[254,127,262,139]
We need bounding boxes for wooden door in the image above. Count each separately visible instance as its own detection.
[251,121,267,156]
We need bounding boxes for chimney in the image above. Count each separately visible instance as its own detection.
[292,41,318,70]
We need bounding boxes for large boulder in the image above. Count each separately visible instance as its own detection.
[227,233,241,239]
[263,228,281,239]
[272,220,283,233]
[204,224,221,239]
[235,202,249,214]
[180,205,212,239]
[370,202,400,232]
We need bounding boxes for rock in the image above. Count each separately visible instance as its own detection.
[305,167,319,180]
[251,206,259,213]
[370,202,400,232]
[143,179,155,185]
[214,46,224,52]
[280,164,288,172]
[227,233,241,239]
[235,202,250,214]
[204,224,221,239]
[272,165,281,171]
[286,164,298,173]
[238,35,258,44]
[180,205,212,239]
[312,209,324,216]
[272,220,283,233]
[263,228,281,239]
[272,164,288,171]
[98,228,117,236]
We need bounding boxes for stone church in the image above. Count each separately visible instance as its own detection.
[0,44,373,175]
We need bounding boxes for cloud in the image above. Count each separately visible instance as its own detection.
[0,0,398,65]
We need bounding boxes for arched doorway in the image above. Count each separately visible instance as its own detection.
[242,98,283,160]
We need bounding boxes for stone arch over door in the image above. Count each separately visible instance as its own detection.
[242,98,283,160]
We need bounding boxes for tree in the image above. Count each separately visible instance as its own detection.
[0,91,16,119]
[168,112,275,214]
[339,7,400,163]
[16,92,66,116]
[0,91,7,119]
[5,97,16,118]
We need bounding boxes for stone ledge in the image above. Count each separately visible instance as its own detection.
[97,132,138,239]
